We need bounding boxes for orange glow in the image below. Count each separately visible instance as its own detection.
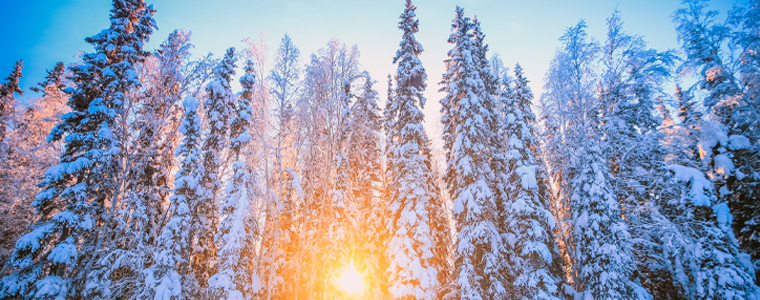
[337,261,365,295]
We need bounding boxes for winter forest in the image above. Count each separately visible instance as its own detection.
[0,0,759,299]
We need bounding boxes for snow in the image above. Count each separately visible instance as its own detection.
[14,223,55,258]
[666,164,714,206]
[713,154,735,179]
[698,120,728,163]
[208,271,234,290]
[250,272,262,293]
[515,165,538,189]
[236,132,253,144]
[47,239,77,265]
[712,203,733,233]
[728,135,751,150]
[34,276,66,300]
[183,96,199,111]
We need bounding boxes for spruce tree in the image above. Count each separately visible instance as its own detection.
[193,47,237,295]
[0,62,69,271]
[0,60,23,142]
[386,1,444,299]
[502,64,564,300]
[0,1,155,298]
[439,6,505,300]
[570,144,645,300]
[0,60,26,267]
[208,60,262,300]
[143,96,202,300]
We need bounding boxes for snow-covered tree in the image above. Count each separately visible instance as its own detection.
[0,62,68,270]
[98,30,194,300]
[439,6,505,300]
[674,0,760,282]
[0,1,156,298]
[209,60,262,300]
[294,38,361,298]
[193,47,237,296]
[0,60,26,267]
[501,64,565,300]
[347,73,387,300]
[570,143,648,300]
[726,1,760,277]
[257,34,302,300]
[0,60,23,142]
[658,161,757,299]
[143,96,202,300]
[540,20,648,299]
[384,3,443,299]
[538,20,599,290]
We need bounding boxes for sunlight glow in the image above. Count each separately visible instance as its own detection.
[337,261,365,295]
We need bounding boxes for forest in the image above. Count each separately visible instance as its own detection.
[0,0,759,299]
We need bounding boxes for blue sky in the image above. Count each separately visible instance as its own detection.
[0,0,736,139]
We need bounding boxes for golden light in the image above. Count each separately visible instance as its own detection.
[336,261,365,295]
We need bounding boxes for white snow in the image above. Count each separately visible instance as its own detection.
[713,154,734,179]
[666,164,714,206]
[698,120,728,163]
[183,96,199,111]
[728,135,751,150]
[712,203,733,233]
[47,239,77,265]
[515,165,538,189]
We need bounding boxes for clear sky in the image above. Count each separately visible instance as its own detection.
[0,0,737,142]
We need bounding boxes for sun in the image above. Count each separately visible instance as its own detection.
[337,261,365,295]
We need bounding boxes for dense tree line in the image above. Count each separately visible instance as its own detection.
[0,0,758,299]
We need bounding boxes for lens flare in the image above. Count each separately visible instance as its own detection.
[337,261,365,295]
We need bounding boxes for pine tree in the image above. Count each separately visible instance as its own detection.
[570,143,647,300]
[208,60,262,300]
[0,1,156,298]
[193,47,237,296]
[660,161,758,299]
[0,60,25,267]
[501,64,564,300]
[725,1,760,279]
[439,6,505,300]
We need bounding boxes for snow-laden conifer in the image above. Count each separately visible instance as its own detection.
[570,144,648,300]
[208,60,262,300]
[0,1,155,298]
[501,64,564,300]
[439,6,505,300]
[385,2,446,299]
[0,60,23,142]
[193,47,237,295]
[674,0,760,283]
[1,62,68,269]
[143,96,202,300]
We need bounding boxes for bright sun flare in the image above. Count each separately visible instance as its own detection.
[337,261,365,295]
